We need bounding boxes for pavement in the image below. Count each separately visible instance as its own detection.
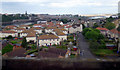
[76,33,95,59]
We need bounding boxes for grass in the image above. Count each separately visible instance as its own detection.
[2,44,13,55]
[92,49,114,56]
[11,41,17,44]
[42,46,48,48]
[56,45,67,50]
[10,39,22,44]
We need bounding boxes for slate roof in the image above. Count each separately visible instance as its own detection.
[38,34,59,40]
[6,48,26,57]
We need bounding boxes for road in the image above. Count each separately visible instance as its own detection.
[77,33,95,59]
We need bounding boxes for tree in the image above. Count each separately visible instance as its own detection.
[82,28,92,35]
[21,37,28,49]
[93,29,100,33]
[7,35,13,39]
[85,30,99,41]
[106,16,114,22]
[93,23,99,28]
[105,22,116,30]
[60,18,70,24]
[98,34,104,39]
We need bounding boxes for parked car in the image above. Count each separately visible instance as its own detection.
[73,46,78,51]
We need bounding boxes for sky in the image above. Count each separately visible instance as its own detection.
[1,0,120,15]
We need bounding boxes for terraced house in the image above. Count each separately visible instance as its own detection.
[37,34,60,46]
[1,30,18,38]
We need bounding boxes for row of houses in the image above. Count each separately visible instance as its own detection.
[1,21,83,46]
[3,47,70,58]
[96,27,120,41]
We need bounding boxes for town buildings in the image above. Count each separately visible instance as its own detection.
[1,21,83,47]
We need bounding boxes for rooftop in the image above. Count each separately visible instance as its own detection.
[5,48,26,57]
[96,27,109,31]
[19,25,30,27]
[110,29,119,34]
[15,27,26,30]
[2,30,17,33]
[38,34,59,40]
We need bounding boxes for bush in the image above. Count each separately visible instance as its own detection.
[31,44,37,49]
[7,35,13,39]
[2,44,13,55]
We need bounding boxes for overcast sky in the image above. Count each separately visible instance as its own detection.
[1,0,120,15]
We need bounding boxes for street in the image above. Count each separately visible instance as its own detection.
[77,33,95,59]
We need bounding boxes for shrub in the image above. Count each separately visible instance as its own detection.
[7,35,13,39]
[31,44,37,49]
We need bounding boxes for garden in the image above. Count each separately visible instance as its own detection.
[2,44,13,55]
[82,28,118,57]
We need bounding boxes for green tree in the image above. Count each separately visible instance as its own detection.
[82,28,92,35]
[85,30,99,41]
[21,37,28,49]
[93,29,100,33]
[60,18,70,24]
[106,16,114,22]
[98,34,104,39]
[93,23,99,28]
[105,22,116,30]
[7,35,13,39]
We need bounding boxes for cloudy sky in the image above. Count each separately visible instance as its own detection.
[1,0,120,15]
